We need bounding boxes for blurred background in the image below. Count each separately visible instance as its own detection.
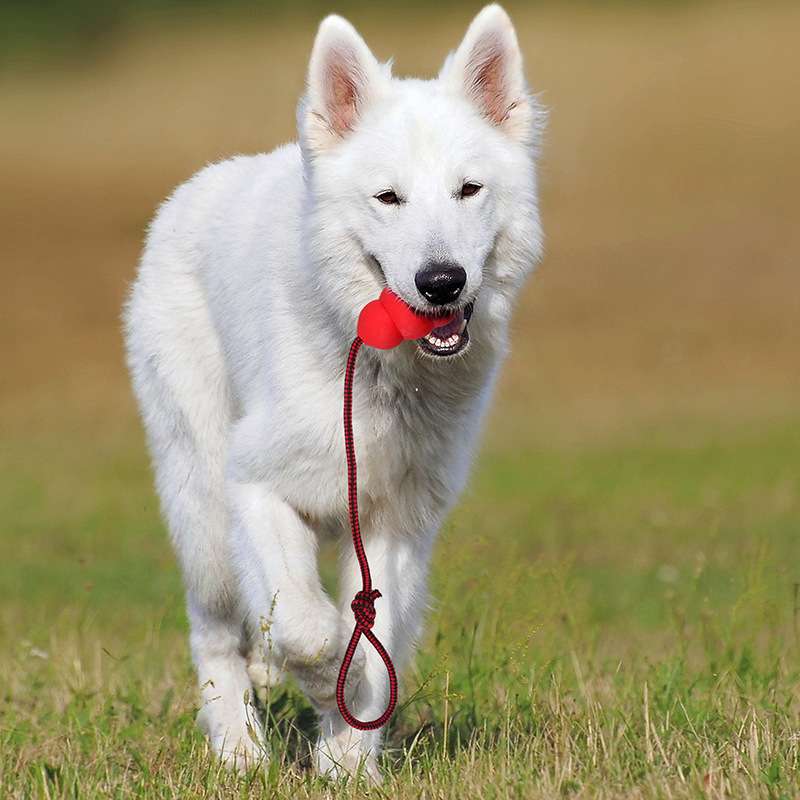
[1,0,799,792]
[2,0,798,445]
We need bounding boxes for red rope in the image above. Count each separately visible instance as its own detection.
[336,336,398,730]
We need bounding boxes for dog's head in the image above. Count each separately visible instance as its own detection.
[298,5,544,359]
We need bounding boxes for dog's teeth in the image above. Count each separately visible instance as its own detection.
[423,329,466,352]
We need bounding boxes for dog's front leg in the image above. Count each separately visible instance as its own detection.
[315,521,435,783]
[229,482,365,711]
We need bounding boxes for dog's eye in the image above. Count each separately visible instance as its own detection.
[460,182,483,199]
[375,190,400,205]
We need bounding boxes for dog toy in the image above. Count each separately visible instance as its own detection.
[337,289,454,730]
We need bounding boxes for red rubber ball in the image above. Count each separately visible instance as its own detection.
[357,300,404,349]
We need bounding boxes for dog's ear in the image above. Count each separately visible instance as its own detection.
[301,15,388,153]
[441,5,535,145]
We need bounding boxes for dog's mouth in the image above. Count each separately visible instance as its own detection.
[416,302,474,358]
[365,254,474,358]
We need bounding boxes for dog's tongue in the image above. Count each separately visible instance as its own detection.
[358,289,455,350]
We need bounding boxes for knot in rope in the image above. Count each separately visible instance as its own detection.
[351,589,381,630]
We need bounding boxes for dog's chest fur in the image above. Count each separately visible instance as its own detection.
[232,344,490,535]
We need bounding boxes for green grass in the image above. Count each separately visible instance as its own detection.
[1,418,799,798]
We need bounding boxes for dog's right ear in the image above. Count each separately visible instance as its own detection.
[300,15,388,154]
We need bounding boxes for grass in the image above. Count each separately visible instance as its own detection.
[1,419,799,797]
[2,1,800,796]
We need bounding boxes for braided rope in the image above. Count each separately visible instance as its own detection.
[335,336,398,730]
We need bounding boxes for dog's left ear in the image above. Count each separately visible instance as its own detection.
[441,4,535,145]
[300,15,388,155]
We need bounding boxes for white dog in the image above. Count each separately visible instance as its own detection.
[124,3,543,780]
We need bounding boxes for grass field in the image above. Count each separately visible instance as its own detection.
[2,2,799,797]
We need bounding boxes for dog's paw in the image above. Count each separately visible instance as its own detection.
[291,636,366,711]
[197,705,268,772]
[315,732,381,785]
[214,737,269,773]
[278,605,366,710]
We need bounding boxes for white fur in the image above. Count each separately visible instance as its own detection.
[124,4,543,780]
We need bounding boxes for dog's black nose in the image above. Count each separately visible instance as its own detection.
[414,262,466,306]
